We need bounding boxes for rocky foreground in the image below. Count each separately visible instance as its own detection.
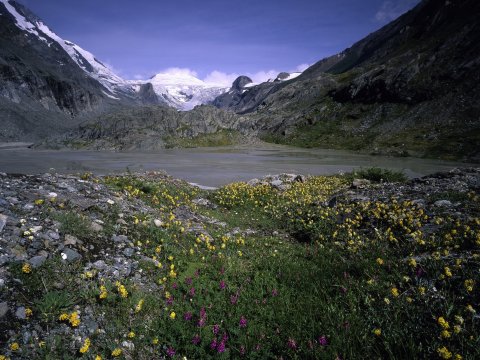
[0,168,479,359]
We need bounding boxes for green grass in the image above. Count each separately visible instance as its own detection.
[4,173,479,359]
[164,130,245,148]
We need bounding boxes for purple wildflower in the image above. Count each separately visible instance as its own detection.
[185,277,192,285]
[172,282,178,289]
[219,280,226,290]
[217,340,226,353]
[210,338,218,350]
[230,295,238,304]
[194,269,200,277]
[192,335,201,345]
[239,316,247,328]
[272,289,278,297]
[189,287,196,297]
[166,296,174,305]
[213,324,220,335]
[318,335,328,346]
[184,312,193,321]
[166,347,175,357]
[287,338,297,350]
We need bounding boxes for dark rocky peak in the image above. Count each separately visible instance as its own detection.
[232,76,253,91]
[275,72,290,81]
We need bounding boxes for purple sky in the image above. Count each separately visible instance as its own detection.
[16,0,420,83]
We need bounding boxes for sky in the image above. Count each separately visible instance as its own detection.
[16,0,420,85]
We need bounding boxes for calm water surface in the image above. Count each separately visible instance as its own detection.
[0,144,475,187]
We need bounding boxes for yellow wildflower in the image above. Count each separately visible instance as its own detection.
[128,331,135,339]
[437,346,452,359]
[69,312,80,327]
[152,338,159,345]
[373,328,381,336]
[95,356,102,360]
[170,311,176,319]
[22,263,32,274]
[438,317,450,329]
[59,313,69,321]
[464,279,474,292]
[391,288,399,297]
[376,258,384,265]
[135,299,144,313]
[9,343,19,351]
[112,348,122,357]
[444,267,452,277]
[441,330,451,338]
[408,258,417,267]
[25,308,33,318]
[79,338,91,354]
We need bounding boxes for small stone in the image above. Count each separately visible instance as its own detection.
[122,340,135,351]
[11,245,27,260]
[62,248,82,262]
[53,282,64,290]
[92,260,107,270]
[64,235,79,246]
[352,178,371,188]
[0,255,9,266]
[116,219,127,225]
[46,230,60,240]
[24,203,35,210]
[0,279,5,287]
[0,214,7,233]
[30,226,43,233]
[434,200,453,207]
[123,248,134,257]
[15,306,26,320]
[91,222,104,232]
[29,255,47,268]
[153,219,164,227]
[0,302,9,318]
[271,179,283,187]
[112,235,128,243]
[106,199,115,205]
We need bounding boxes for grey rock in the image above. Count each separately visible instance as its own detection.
[24,203,35,210]
[112,235,128,243]
[84,319,99,334]
[0,302,9,318]
[91,222,104,232]
[352,179,372,188]
[29,255,47,268]
[30,225,43,233]
[92,260,107,270]
[271,180,283,187]
[123,248,134,257]
[64,235,79,246]
[153,219,164,227]
[0,278,5,287]
[15,306,26,320]
[0,214,7,233]
[434,200,453,207]
[46,230,60,240]
[0,255,9,266]
[62,248,82,262]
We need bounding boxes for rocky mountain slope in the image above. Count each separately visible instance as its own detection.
[211,0,480,160]
[0,0,228,140]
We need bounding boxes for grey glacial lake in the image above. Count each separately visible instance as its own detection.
[0,144,475,187]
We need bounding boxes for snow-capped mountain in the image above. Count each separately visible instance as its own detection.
[0,0,129,96]
[130,69,228,111]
